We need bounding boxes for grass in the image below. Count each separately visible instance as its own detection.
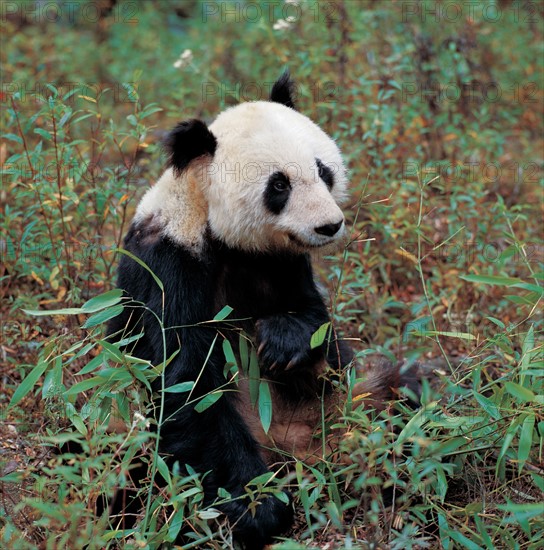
[1,1,543,548]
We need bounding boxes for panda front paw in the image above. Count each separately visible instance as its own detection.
[255,317,322,375]
[224,490,294,549]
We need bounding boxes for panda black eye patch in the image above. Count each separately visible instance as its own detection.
[264,172,291,215]
[316,158,334,189]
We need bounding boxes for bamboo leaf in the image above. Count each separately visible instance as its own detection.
[9,360,49,407]
[65,376,103,396]
[505,382,536,403]
[473,391,501,420]
[396,401,438,446]
[460,274,522,286]
[23,307,83,316]
[163,381,195,393]
[82,289,124,313]
[214,305,233,321]
[248,347,260,406]
[194,391,223,413]
[518,413,535,474]
[310,322,331,349]
[83,305,124,328]
[258,381,272,434]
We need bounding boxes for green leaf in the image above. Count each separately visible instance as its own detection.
[531,473,544,492]
[156,455,171,485]
[23,307,83,316]
[274,491,290,505]
[82,289,123,313]
[78,354,106,376]
[83,305,124,328]
[435,436,467,455]
[505,294,535,306]
[258,381,272,434]
[460,274,522,287]
[418,330,476,341]
[70,414,88,436]
[213,305,233,321]
[222,338,238,378]
[167,509,184,543]
[505,382,536,403]
[1,133,23,143]
[396,401,438,446]
[473,514,494,548]
[518,413,535,473]
[34,128,52,141]
[217,487,231,499]
[98,340,125,363]
[248,472,274,487]
[310,322,330,349]
[239,334,249,372]
[497,416,523,476]
[194,391,223,413]
[513,282,544,296]
[9,360,49,407]
[65,376,103,396]
[437,513,451,550]
[116,333,144,347]
[163,381,195,393]
[473,391,501,420]
[499,502,544,534]
[248,348,260,406]
[449,529,482,550]
[485,316,505,329]
[222,339,237,366]
[197,509,221,520]
[140,104,163,119]
[520,326,537,387]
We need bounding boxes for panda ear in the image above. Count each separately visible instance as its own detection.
[163,119,217,176]
[270,70,296,109]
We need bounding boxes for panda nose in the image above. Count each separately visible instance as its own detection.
[314,220,343,237]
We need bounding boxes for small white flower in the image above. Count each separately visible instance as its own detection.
[173,49,193,69]
[132,411,150,428]
[273,18,294,31]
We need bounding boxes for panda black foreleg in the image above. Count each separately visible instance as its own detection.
[255,301,331,374]
[160,387,293,548]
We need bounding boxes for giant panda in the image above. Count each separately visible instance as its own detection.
[107,71,410,548]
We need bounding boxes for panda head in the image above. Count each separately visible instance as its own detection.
[163,72,348,254]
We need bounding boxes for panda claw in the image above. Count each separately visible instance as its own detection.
[285,359,296,371]
[257,342,266,356]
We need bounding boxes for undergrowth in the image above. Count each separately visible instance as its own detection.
[1,1,543,549]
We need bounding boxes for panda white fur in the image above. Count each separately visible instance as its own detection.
[107,72,408,548]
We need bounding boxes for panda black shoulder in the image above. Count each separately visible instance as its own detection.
[110,220,216,345]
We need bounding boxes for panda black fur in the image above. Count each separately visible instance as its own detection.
[107,72,406,548]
